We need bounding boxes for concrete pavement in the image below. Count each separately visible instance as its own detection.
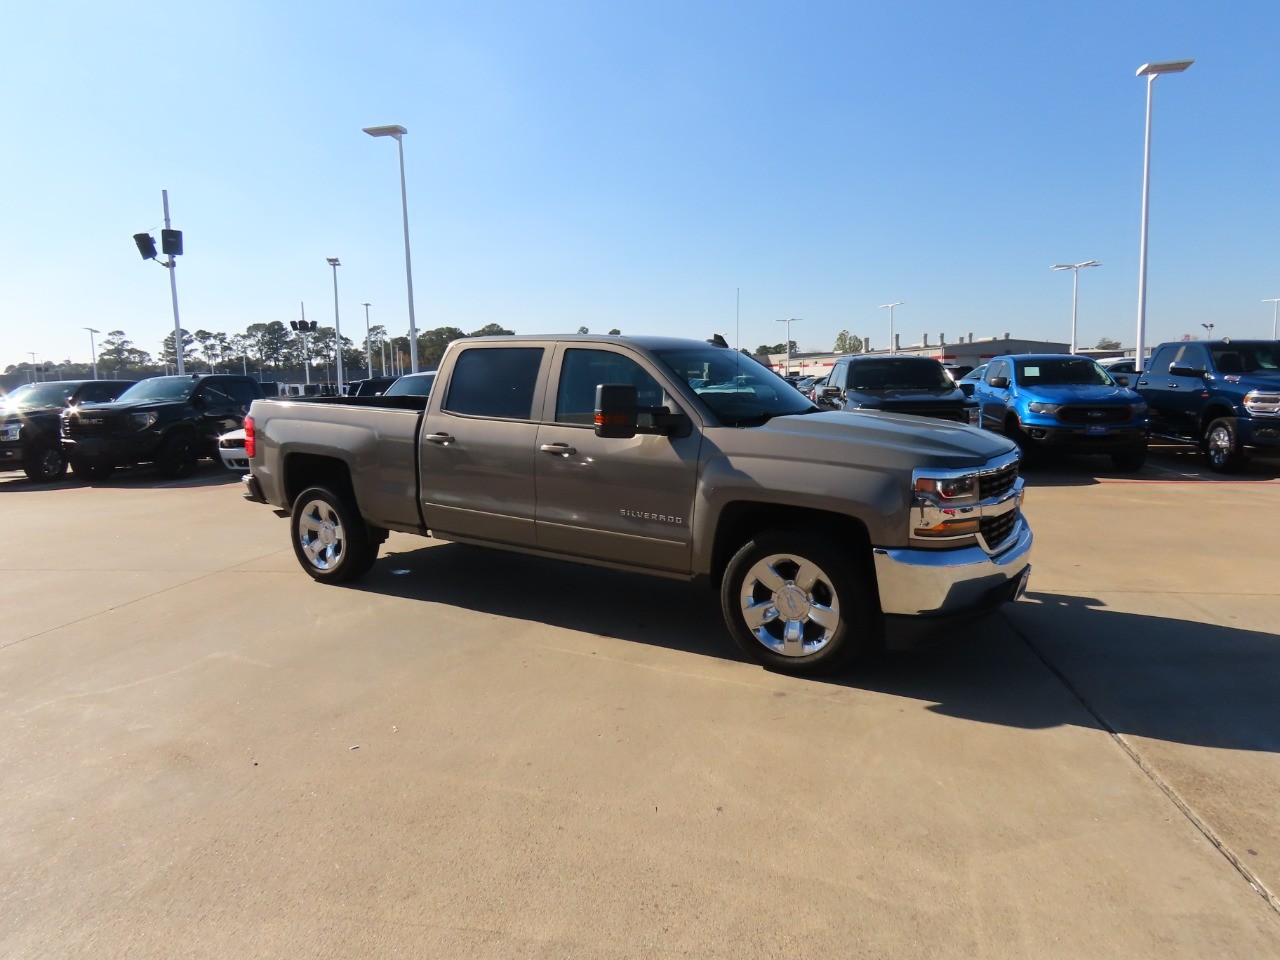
[1,452,1278,958]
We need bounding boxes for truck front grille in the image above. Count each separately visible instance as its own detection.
[979,462,1018,500]
[63,413,131,439]
[1057,406,1132,425]
[980,512,1017,551]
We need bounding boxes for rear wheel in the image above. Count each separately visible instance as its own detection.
[290,485,378,584]
[1203,417,1246,474]
[24,444,67,482]
[69,456,114,482]
[157,433,199,479]
[721,528,878,676]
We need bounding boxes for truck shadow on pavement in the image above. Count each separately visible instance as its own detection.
[0,465,241,492]
[357,543,1279,755]
[1022,443,1280,487]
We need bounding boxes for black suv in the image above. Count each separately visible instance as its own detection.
[817,355,978,424]
[1,380,135,481]
[60,374,264,480]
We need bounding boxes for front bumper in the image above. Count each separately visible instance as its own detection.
[1239,418,1280,450]
[873,519,1032,648]
[1020,423,1146,451]
[0,441,29,468]
[61,435,163,465]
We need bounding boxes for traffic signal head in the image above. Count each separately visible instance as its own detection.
[161,229,183,256]
[133,233,158,260]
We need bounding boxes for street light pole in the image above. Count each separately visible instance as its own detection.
[28,352,39,383]
[775,317,799,375]
[879,302,904,354]
[362,124,420,373]
[1263,298,1280,339]
[362,302,373,378]
[84,327,100,380]
[1201,322,1215,339]
[1135,59,1193,369]
[326,258,344,391]
[161,190,186,375]
[1051,261,1101,354]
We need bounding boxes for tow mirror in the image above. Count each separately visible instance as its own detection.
[595,384,638,438]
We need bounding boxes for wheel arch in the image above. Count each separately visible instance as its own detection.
[1199,403,1238,436]
[282,452,358,509]
[709,502,875,592]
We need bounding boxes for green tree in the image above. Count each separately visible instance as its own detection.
[608,328,621,336]
[754,341,795,355]
[160,328,197,369]
[577,326,589,335]
[417,326,467,369]
[468,323,514,337]
[833,330,864,353]
[97,330,153,373]
[246,321,292,371]
[1096,336,1122,350]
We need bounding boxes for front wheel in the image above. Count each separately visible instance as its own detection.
[720,528,879,676]
[157,433,199,479]
[1203,417,1246,474]
[290,485,378,584]
[24,444,67,482]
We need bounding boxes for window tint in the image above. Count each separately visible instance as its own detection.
[227,381,259,405]
[985,361,1007,383]
[444,347,544,419]
[1148,345,1176,375]
[556,349,664,425]
[78,383,125,403]
[201,383,235,406]
[1173,344,1207,371]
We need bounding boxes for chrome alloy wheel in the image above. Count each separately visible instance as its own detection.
[296,498,348,571]
[738,553,841,657]
[1206,424,1234,469]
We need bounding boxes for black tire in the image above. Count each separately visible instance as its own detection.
[156,432,199,479]
[69,456,114,482]
[720,527,879,676]
[24,444,67,482]
[1111,440,1147,473]
[290,485,378,584]
[1203,417,1246,474]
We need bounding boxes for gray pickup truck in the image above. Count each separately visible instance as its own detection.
[243,334,1032,676]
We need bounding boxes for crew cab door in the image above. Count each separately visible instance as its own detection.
[977,360,1011,429]
[419,344,547,547]
[1142,343,1206,437]
[533,345,702,573]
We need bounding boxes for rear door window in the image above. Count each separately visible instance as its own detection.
[443,347,544,420]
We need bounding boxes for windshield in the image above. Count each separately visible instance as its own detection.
[117,376,200,403]
[384,372,436,397]
[1210,341,1280,374]
[1014,357,1114,387]
[846,358,952,390]
[2,382,78,410]
[653,347,816,425]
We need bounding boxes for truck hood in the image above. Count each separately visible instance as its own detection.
[720,409,1014,470]
[1223,370,1280,391]
[844,386,968,407]
[66,398,188,416]
[1016,384,1139,403]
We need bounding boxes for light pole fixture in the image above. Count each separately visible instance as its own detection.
[775,317,800,375]
[363,124,420,373]
[1201,322,1215,339]
[84,327,100,380]
[28,351,39,383]
[879,302,904,354]
[326,258,344,390]
[1051,261,1101,354]
[1135,58,1194,368]
[291,303,318,386]
[362,302,374,378]
[1263,298,1280,339]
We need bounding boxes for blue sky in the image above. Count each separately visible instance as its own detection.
[2,0,1278,371]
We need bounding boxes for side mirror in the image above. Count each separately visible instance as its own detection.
[959,382,975,397]
[988,376,1009,389]
[1114,375,1130,386]
[1168,363,1206,378]
[595,384,638,438]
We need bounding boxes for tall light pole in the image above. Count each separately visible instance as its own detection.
[1135,59,1193,368]
[326,258,344,390]
[775,317,799,375]
[1201,322,1215,339]
[1263,298,1280,339]
[84,327,100,380]
[28,351,39,383]
[362,124,420,373]
[879,302,904,354]
[1051,261,1101,354]
[362,302,373,377]
[291,303,317,386]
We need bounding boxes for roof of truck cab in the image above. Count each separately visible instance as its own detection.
[460,334,759,352]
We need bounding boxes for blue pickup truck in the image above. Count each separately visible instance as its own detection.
[1136,339,1280,472]
[971,354,1149,470]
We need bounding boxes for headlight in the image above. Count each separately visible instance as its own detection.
[1,424,20,442]
[130,411,159,430]
[1244,390,1280,416]
[1027,402,1060,415]
[914,474,978,506]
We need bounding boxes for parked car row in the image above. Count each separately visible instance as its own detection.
[1,368,442,483]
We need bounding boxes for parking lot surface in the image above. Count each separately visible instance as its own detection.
[2,447,1279,959]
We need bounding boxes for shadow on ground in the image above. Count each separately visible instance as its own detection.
[352,542,1280,754]
[1022,442,1280,487]
[0,463,240,492]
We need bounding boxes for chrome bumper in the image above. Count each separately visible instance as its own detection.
[873,519,1032,617]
